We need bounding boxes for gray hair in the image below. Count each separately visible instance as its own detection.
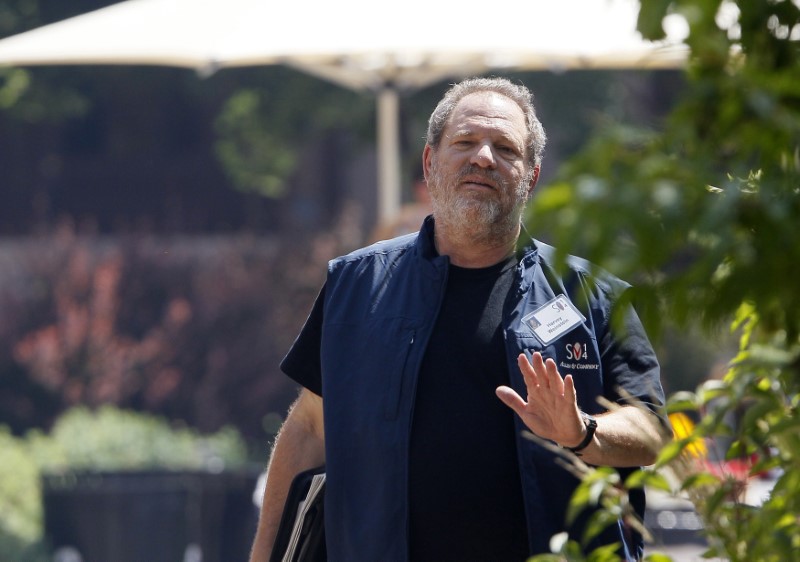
[426,76,547,170]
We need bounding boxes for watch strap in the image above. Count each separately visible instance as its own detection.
[565,412,597,455]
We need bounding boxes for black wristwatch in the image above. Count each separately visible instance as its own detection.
[564,412,597,455]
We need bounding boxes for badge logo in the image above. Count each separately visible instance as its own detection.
[560,340,599,373]
[566,342,588,361]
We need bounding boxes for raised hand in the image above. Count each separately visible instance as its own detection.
[496,352,587,449]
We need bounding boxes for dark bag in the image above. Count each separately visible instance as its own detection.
[269,466,326,562]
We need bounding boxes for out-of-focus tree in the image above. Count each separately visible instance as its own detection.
[527,0,799,560]
[0,1,92,123]
[214,67,373,198]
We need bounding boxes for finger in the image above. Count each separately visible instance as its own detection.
[563,374,577,405]
[532,352,556,390]
[543,357,565,396]
[531,352,549,388]
[517,353,539,389]
[496,385,528,416]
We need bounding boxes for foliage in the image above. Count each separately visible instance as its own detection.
[0,1,38,112]
[527,0,800,560]
[215,89,298,198]
[0,67,29,109]
[0,1,93,123]
[0,404,247,561]
[25,405,248,472]
[0,228,303,441]
[213,67,374,197]
[0,209,366,443]
[0,427,47,561]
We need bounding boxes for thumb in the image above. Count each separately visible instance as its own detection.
[496,385,526,415]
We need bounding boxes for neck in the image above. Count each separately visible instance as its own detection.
[433,221,520,268]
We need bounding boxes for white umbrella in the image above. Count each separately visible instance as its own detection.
[0,0,687,222]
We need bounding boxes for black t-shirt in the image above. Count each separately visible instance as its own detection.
[407,257,529,562]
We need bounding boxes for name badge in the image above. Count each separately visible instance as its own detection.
[523,295,586,346]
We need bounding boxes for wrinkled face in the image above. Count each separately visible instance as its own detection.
[423,92,538,240]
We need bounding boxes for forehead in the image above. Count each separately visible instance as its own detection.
[445,92,527,141]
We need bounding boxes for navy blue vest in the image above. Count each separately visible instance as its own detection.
[318,217,661,561]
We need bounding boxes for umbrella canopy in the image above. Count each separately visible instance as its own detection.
[0,0,687,222]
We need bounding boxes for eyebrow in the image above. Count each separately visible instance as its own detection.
[449,127,518,142]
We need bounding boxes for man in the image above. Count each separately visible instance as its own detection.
[250,77,668,562]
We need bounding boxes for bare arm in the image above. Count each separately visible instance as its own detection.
[249,389,325,562]
[571,404,668,467]
[496,352,669,467]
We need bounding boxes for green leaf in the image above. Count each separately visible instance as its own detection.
[680,471,721,492]
[654,438,692,466]
[643,552,675,562]
[637,0,673,40]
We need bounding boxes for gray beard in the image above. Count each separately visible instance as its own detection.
[428,164,531,246]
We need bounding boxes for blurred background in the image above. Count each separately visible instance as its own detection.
[0,1,738,561]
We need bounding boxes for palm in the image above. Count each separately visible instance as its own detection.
[496,352,585,448]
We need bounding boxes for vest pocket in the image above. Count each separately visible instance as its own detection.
[384,328,416,420]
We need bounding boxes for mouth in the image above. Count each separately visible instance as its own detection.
[460,175,497,191]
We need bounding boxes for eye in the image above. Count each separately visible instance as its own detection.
[496,144,519,157]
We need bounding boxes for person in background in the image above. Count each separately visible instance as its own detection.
[250,76,669,562]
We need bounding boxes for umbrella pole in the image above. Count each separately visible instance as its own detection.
[377,87,401,226]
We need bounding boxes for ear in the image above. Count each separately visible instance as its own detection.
[527,165,540,197]
[422,145,434,182]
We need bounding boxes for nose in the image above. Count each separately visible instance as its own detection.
[470,143,497,169]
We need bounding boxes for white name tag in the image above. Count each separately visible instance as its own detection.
[523,295,586,346]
